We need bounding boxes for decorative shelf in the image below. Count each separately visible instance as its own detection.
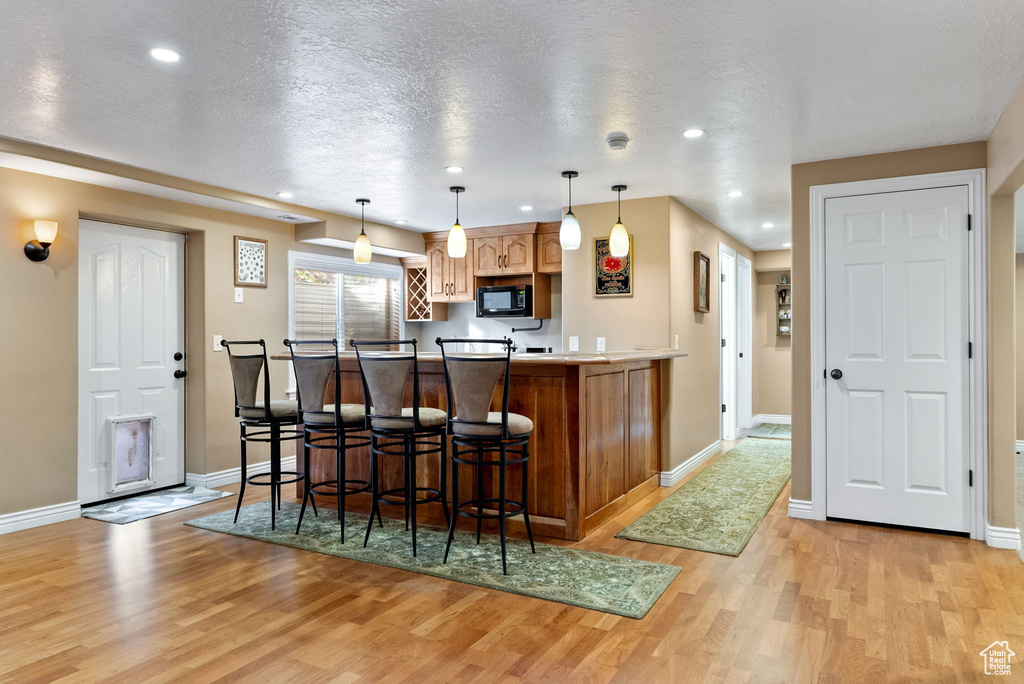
[402,258,448,322]
[776,281,792,337]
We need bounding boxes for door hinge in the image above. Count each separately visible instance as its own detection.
[722,404,727,413]
[968,342,973,359]
[967,214,972,231]
[721,273,726,282]
[721,338,726,348]
[969,469,974,487]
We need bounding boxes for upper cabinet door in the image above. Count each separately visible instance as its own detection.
[449,244,476,301]
[426,241,449,301]
[537,233,562,274]
[473,236,503,276]
[502,234,534,274]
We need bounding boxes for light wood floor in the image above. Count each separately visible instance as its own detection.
[2,446,1022,684]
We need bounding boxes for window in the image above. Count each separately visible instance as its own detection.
[288,252,403,351]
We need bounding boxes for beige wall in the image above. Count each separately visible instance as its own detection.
[752,249,792,417]
[0,165,401,515]
[789,141,1019,528]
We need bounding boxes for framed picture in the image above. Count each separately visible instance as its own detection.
[235,235,268,287]
[110,414,156,494]
[594,237,633,297]
[693,251,710,312]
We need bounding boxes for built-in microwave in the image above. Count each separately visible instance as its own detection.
[476,285,533,318]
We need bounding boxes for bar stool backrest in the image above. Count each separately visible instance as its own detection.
[221,339,272,422]
[284,338,349,428]
[436,337,514,439]
[350,338,423,431]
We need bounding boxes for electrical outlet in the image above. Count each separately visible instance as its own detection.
[213,334,223,351]
[596,337,606,352]
[234,288,244,303]
[568,336,579,352]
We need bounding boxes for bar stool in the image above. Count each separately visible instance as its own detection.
[222,339,303,530]
[436,337,536,575]
[351,338,449,556]
[284,338,376,541]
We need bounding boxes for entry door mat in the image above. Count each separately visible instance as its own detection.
[616,438,791,556]
[748,423,791,440]
[82,486,233,524]
[186,501,680,619]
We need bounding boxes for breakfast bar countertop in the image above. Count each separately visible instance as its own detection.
[271,348,687,365]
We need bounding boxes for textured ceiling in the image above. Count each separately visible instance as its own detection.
[3,0,1023,251]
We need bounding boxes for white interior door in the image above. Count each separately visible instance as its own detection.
[78,220,186,504]
[824,186,969,531]
[736,254,753,430]
[719,245,737,440]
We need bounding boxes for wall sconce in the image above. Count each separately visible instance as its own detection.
[25,220,59,262]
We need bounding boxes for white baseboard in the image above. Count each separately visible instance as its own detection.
[0,500,81,535]
[187,455,298,490]
[986,524,1022,550]
[788,498,814,519]
[753,414,791,425]
[660,440,721,487]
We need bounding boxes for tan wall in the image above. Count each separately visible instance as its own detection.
[789,142,1015,525]
[752,250,792,417]
[0,165,401,515]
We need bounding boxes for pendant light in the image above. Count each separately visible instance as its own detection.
[353,198,372,264]
[559,170,581,250]
[447,186,467,258]
[608,184,630,257]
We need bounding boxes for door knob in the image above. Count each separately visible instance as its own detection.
[830,369,843,380]
[173,352,184,361]
[174,370,188,379]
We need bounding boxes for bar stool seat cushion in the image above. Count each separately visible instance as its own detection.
[454,412,533,437]
[303,403,366,426]
[372,406,447,430]
[239,399,298,420]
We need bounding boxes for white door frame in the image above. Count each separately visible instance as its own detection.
[719,243,737,440]
[808,168,987,540]
[736,253,753,431]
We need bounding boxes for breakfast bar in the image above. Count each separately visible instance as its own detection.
[275,349,684,541]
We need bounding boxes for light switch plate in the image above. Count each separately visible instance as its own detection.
[234,288,244,303]
[213,334,223,351]
[568,336,579,352]
[596,337,606,352]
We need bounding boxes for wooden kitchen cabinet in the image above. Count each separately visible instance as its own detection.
[536,230,562,274]
[472,234,534,276]
[426,239,475,303]
[473,237,504,276]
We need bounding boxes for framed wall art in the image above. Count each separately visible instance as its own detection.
[235,235,268,287]
[594,236,633,297]
[693,250,710,312]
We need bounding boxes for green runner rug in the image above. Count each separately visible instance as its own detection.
[616,438,791,556]
[187,501,680,619]
[748,423,791,440]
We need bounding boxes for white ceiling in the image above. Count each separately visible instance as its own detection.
[2,1,1023,251]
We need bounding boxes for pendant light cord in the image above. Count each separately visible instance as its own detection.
[568,175,572,211]
[456,191,460,224]
[617,187,622,222]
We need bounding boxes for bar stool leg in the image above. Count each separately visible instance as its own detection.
[338,431,348,543]
[363,435,380,548]
[296,435,311,535]
[444,443,460,564]
[476,446,485,545]
[234,423,248,523]
[403,437,411,531]
[498,444,508,575]
[307,440,318,519]
[522,443,536,553]
[440,434,451,526]
[409,436,419,557]
[270,422,281,530]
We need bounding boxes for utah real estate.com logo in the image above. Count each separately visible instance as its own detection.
[980,641,1014,676]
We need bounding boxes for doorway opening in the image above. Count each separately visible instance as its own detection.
[719,244,753,441]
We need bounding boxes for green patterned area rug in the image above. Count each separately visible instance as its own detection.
[749,423,791,440]
[186,501,680,619]
[616,438,791,556]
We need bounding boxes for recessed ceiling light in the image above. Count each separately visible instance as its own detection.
[445,166,463,174]
[728,190,743,198]
[783,243,792,248]
[762,222,774,229]
[520,205,533,211]
[394,219,408,224]
[149,47,181,63]
[683,129,705,138]
[277,192,293,199]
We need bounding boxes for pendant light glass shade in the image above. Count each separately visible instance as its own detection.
[609,221,630,257]
[560,210,581,250]
[354,199,372,264]
[608,184,630,257]
[447,186,467,257]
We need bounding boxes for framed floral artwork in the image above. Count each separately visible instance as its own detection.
[235,235,268,287]
[594,237,633,297]
[694,251,710,312]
